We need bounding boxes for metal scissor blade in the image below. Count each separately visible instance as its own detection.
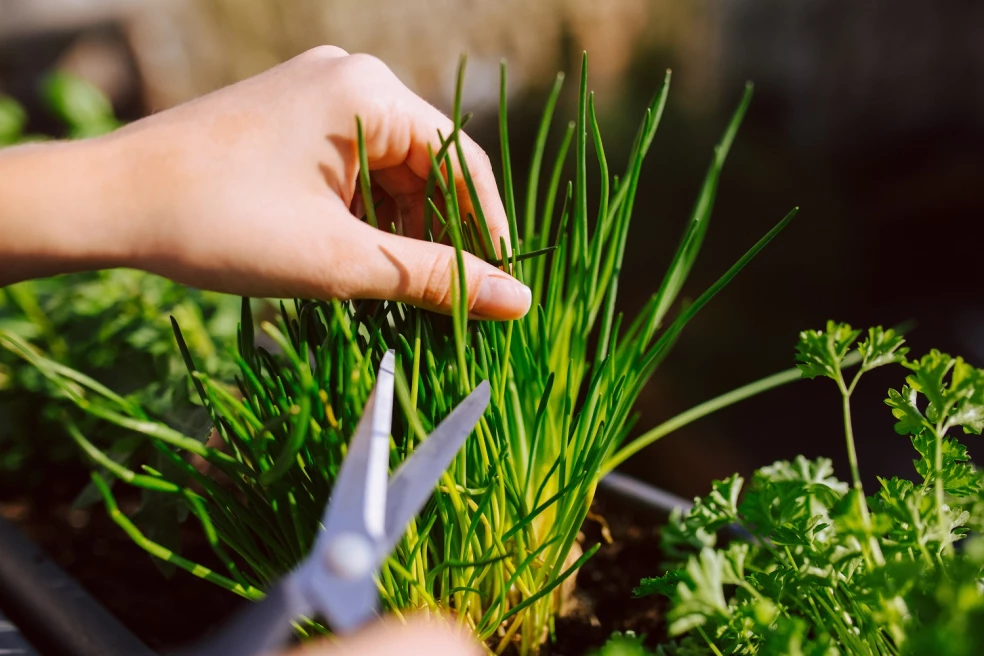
[298,352,395,635]
[381,380,491,552]
[321,350,395,540]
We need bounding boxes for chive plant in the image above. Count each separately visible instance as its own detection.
[4,55,796,654]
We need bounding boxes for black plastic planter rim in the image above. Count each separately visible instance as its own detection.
[0,472,690,656]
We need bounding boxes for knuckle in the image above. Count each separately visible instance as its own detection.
[297,44,349,64]
[461,138,493,172]
[421,255,455,310]
[345,53,393,79]
[462,254,487,311]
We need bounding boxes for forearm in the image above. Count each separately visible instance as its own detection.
[0,137,140,286]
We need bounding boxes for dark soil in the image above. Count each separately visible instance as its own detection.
[546,500,667,655]
[0,465,244,651]
[2,469,665,654]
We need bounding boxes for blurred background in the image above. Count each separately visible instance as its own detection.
[2,0,983,525]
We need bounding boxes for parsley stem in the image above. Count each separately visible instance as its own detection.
[696,625,725,656]
[933,423,947,553]
[841,393,863,494]
[841,390,885,566]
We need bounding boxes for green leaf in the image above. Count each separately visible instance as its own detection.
[589,631,655,656]
[858,326,908,372]
[686,474,743,534]
[665,549,733,635]
[905,350,955,417]
[911,432,982,496]
[760,616,838,656]
[0,95,27,144]
[795,321,861,382]
[635,568,687,598]
[739,457,846,543]
[132,486,186,578]
[660,507,717,563]
[893,352,984,435]
[886,386,929,435]
[41,73,120,136]
[756,455,848,498]
[648,329,984,656]
[945,360,984,434]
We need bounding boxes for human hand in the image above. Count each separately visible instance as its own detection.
[281,616,480,656]
[117,46,531,320]
[0,47,531,320]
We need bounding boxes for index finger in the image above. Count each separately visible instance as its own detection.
[352,64,510,257]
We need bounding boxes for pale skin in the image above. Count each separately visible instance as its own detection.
[0,45,532,321]
[0,46,527,654]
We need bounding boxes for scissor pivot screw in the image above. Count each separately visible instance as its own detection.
[324,533,375,580]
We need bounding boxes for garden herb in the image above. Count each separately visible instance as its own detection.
[640,322,984,655]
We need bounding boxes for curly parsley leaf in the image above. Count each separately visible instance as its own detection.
[635,568,687,599]
[910,432,981,495]
[906,350,956,418]
[886,386,929,436]
[795,321,861,381]
[659,475,744,564]
[740,456,846,542]
[664,546,748,635]
[759,616,839,656]
[898,352,984,434]
[660,507,718,563]
[687,474,743,534]
[859,326,909,372]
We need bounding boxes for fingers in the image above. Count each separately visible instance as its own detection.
[333,218,531,321]
[340,55,510,256]
[286,616,480,656]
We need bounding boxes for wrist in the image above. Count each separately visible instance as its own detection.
[0,135,143,283]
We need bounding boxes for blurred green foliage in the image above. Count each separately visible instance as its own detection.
[0,76,242,504]
[590,632,655,656]
[0,272,241,478]
[0,69,121,145]
[42,72,123,138]
[0,270,242,571]
[0,96,27,145]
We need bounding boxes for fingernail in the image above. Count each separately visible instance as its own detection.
[473,276,532,320]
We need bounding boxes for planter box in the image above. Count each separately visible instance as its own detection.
[1,607,39,656]
[0,473,688,656]
[0,515,155,656]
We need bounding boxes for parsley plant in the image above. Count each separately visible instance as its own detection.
[639,323,984,655]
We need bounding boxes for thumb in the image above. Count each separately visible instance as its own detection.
[339,220,531,321]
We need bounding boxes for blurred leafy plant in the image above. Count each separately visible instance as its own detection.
[0,71,120,145]
[0,76,243,561]
[0,272,241,474]
[590,631,655,656]
[639,323,984,655]
[41,72,123,138]
[0,96,28,146]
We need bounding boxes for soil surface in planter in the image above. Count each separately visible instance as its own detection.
[2,468,666,654]
[546,500,667,655]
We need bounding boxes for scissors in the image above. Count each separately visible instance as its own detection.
[182,350,491,656]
